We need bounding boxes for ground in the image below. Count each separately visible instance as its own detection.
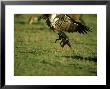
[14,14,97,76]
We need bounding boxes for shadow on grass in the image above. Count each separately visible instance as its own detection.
[71,41,96,46]
[15,21,26,25]
[61,55,97,62]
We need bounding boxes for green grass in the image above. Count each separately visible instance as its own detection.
[14,14,97,76]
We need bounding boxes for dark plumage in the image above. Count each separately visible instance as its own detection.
[38,14,91,34]
[65,14,91,34]
[38,14,92,48]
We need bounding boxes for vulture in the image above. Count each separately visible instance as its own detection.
[38,14,92,49]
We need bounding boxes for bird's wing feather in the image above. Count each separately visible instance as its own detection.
[66,14,91,34]
[65,14,92,34]
[38,14,92,34]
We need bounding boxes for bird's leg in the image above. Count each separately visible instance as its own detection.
[60,41,65,51]
[55,38,60,43]
[56,40,63,52]
[67,42,71,48]
[60,40,63,45]
[55,33,61,43]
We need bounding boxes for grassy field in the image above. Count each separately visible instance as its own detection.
[14,14,97,76]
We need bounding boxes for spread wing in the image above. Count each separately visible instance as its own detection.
[65,14,91,34]
[38,14,92,34]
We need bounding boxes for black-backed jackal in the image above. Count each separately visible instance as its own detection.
[28,16,38,25]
